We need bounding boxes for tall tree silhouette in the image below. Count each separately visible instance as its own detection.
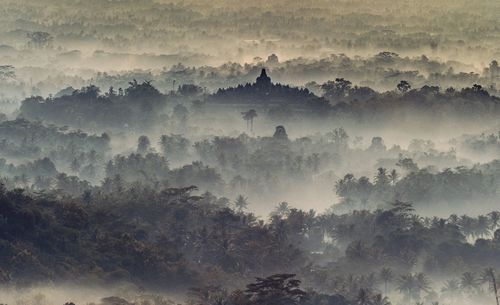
[241,109,258,132]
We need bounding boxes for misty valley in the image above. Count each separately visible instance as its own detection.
[0,1,500,305]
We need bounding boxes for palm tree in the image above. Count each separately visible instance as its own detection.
[14,174,30,188]
[415,272,431,295]
[356,288,372,305]
[475,215,491,238]
[441,279,460,301]
[371,294,391,305]
[234,195,249,212]
[442,279,460,292]
[356,289,390,305]
[241,109,258,132]
[459,215,476,239]
[448,214,459,225]
[345,240,371,261]
[397,273,428,302]
[481,268,499,305]
[489,212,500,231]
[388,169,399,185]
[379,267,394,294]
[274,202,291,217]
[461,272,479,295]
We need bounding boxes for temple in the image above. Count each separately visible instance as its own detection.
[255,68,272,87]
[210,68,329,110]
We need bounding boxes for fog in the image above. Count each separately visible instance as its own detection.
[0,1,500,305]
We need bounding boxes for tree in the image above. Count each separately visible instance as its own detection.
[396,157,419,172]
[234,195,249,212]
[460,272,479,294]
[441,279,460,298]
[245,274,307,305]
[241,109,258,133]
[189,285,229,305]
[445,87,456,94]
[137,135,151,154]
[106,86,116,97]
[482,268,499,305]
[159,134,190,160]
[267,53,279,65]
[321,78,352,100]
[390,200,414,216]
[355,288,391,305]
[397,273,429,302]
[369,137,386,151]
[74,85,100,99]
[33,176,52,190]
[356,288,372,305]
[397,274,416,301]
[0,65,15,80]
[488,212,500,230]
[472,84,485,93]
[415,273,431,296]
[125,79,161,99]
[379,268,394,294]
[82,190,92,204]
[274,202,291,217]
[397,80,411,93]
[371,294,391,305]
[27,31,53,49]
[388,170,399,186]
[178,84,204,97]
[70,158,81,173]
[329,127,349,148]
[374,168,390,188]
[173,104,189,126]
[475,215,491,238]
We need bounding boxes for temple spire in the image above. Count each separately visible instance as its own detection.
[256,68,271,86]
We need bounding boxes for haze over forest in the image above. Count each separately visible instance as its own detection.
[1,1,500,305]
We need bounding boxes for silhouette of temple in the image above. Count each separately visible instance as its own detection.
[210,68,329,110]
[256,68,272,87]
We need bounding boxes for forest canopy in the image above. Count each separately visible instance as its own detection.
[1,1,500,305]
